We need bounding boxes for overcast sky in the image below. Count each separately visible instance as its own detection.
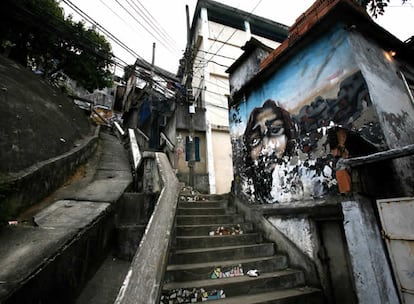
[60,0,414,75]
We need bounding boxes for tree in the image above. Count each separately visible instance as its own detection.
[359,0,409,18]
[0,0,114,92]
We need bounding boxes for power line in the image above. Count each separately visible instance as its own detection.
[194,0,263,75]
[130,0,181,53]
[62,0,146,64]
[197,49,237,60]
[61,0,180,85]
[114,0,176,56]
[192,74,230,92]
[123,0,178,55]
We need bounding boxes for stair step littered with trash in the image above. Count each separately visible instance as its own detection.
[164,255,289,283]
[160,188,323,303]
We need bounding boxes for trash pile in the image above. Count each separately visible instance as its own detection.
[209,225,243,236]
[179,186,211,202]
[160,288,226,303]
[179,195,208,202]
[210,264,244,279]
[180,186,200,196]
[161,265,259,302]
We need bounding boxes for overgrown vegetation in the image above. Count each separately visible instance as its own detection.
[0,0,114,92]
[358,0,409,18]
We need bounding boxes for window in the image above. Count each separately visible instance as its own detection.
[185,136,200,161]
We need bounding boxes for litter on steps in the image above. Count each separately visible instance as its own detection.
[247,269,260,277]
[160,288,226,303]
[209,224,243,236]
[210,264,244,279]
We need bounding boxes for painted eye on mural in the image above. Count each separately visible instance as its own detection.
[269,126,285,136]
[249,136,261,147]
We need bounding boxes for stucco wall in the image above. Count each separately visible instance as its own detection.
[229,48,271,96]
[174,131,207,174]
[267,216,316,259]
[348,31,414,196]
[342,195,399,303]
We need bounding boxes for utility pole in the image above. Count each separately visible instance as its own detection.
[185,4,195,187]
[149,42,159,149]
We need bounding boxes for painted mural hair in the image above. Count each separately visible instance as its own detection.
[243,99,298,157]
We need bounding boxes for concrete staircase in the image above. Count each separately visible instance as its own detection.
[161,193,324,303]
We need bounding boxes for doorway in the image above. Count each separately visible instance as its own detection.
[317,220,357,304]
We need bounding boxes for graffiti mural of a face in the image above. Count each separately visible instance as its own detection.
[242,99,297,202]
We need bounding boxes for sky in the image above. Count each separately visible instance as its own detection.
[60,0,414,75]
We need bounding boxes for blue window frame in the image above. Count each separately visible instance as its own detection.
[185,136,200,161]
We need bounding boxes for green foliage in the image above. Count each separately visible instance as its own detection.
[0,0,114,92]
[359,0,409,18]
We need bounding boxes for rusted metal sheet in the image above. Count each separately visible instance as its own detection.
[377,197,414,303]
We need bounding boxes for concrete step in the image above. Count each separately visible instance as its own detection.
[163,191,324,303]
[162,269,305,298]
[176,223,254,236]
[170,243,275,264]
[165,255,288,283]
[176,207,229,216]
[176,214,244,225]
[178,201,228,208]
[203,287,323,303]
[175,233,262,249]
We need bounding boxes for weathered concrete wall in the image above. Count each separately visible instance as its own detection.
[229,47,271,96]
[1,201,114,304]
[1,127,99,221]
[342,195,399,303]
[175,130,207,175]
[115,192,157,260]
[267,216,316,259]
[231,194,320,287]
[230,24,385,204]
[349,31,414,196]
[115,153,181,304]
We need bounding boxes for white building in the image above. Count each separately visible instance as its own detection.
[176,0,288,193]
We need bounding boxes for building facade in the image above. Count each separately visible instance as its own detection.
[175,0,288,193]
[227,0,414,302]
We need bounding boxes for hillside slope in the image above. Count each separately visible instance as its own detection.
[0,55,94,174]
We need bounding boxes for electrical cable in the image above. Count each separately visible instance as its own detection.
[129,0,181,53]
[62,0,146,64]
[193,0,263,75]
[62,0,179,85]
[114,0,176,56]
